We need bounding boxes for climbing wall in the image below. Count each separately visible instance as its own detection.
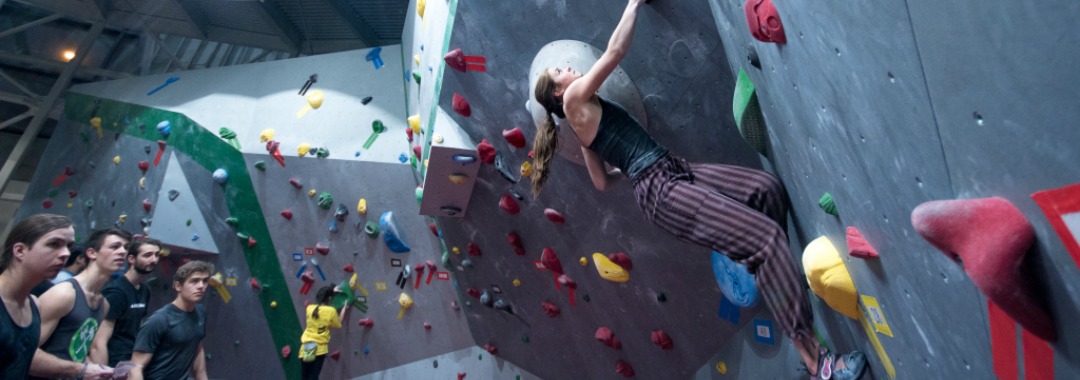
[15,37,475,378]
[708,0,1080,379]
[430,0,773,379]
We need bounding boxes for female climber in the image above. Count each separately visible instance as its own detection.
[529,0,867,378]
[298,285,346,380]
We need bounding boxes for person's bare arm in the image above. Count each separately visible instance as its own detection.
[30,282,82,378]
[582,147,623,191]
[564,0,646,104]
[91,318,116,365]
[128,351,153,380]
[190,343,208,380]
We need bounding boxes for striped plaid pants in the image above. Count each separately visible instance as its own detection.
[634,154,813,341]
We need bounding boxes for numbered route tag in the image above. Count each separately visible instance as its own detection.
[860,295,894,337]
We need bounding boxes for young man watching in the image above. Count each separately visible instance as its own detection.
[91,237,161,366]
[130,260,213,380]
[31,227,131,379]
[2,214,112,380]
[52,244,87,284]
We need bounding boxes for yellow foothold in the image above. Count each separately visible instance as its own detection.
[512,279,521,287]
[448,173,468,184]
[66,203,73,208]
[90,117,102,128]
[398,293,414,309]
[417,0,426,18]
[579,257,588,266]
[452,246,460,255]
[716,361,727,374]
[802,236,859,320]
[118,214,127,224]
[592,253,630,283]
[520,161,533,178]
[306,90,324,109]
[270,301,277,308]
[297,143,312,156]
[424,159,429,168]
[408,115,421,134]
[308,189,317,197]
[433,134,444,144]
[259,129,275,143]
[113,156,121,165]
[357,198,368,215]
[414,54,421,66]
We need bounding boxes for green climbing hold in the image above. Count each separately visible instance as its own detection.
[47,188,59,197]
[186,219,192,226]
[84,199,93,208]
[521,335,529,343]
[254,161,266,171]
[478,353,483,361]
[225,217,239,226]
[410,154,417,168]
[234,340,241,346]
[364,221,380,238]
[818,192,839,217]
[733,68,768,156]
[415,187,423,205]
[236,232,249,240]
[317,192,333,210]
[363,120,386,149]
[219,128,241,150]
[413,72,421,85]
[315,147,329,158]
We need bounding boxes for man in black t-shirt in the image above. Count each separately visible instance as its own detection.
[91,237,161,366]
[130,260,212,380]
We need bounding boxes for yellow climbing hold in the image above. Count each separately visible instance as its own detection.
[579,257,588,266]
[259,129,275,143]
[716,361,727,374]
[297,143,312,156]
[802,236,859,320]
[357,198,368,215]
[512,279,521,287]
[308,189,317,197]
[417,0,426,18]
[66,203,73,208]
[210,273,232,303]
[139,177,145,189]
[118,214,127,224]
[270,301,278,308]
[307,90,324,109]
[449,174,468,185]
[452,246,460,255]
[408,115,421,135]
[520,161,533,177]
[113,156,121,165]
[414,54,421,66]
[592,253,629,283]
[90,117,103,138]
[433,134,444,144]
[397,292,414,319]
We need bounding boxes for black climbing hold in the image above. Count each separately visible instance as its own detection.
[433,360,438,368]
[361,96,373,105]
[657,292,667,302]
[480,291,494,307]
[494,299,513,314]
[144,145,151,154]
[748,50,761,69]
[168,190,180,201]
[495,153,518,184]
[582,294,590,302]
[335,204,349,221]
[508,188,524,200]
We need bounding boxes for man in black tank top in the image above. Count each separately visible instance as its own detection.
[1,214,77,379]
[92,237,161,366]
[31,228,130,380]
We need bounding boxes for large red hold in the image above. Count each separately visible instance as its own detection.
[651,329,673,350]
[615,360,635,378]
[502,128,526,148]
[607,252,633,271]
[912,197,1056,342]
[541,247,564,274]
[499,194,520,215]
[542,301,560,318]
[544,208,565,224]
[453,93,471,117]
[507,232,525,256]
[594,327,622,350]
[477,139,495,164]
[744,0,786,44]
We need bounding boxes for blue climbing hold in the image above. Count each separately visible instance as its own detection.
[398,153,408,163]
[366,47,384,69]
[156,120,171,139]
[379,211,411,253]
[711,251,759,308]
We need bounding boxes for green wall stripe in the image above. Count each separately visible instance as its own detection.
[63,91,302,379]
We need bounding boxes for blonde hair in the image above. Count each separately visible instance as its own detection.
[531,70,565,198]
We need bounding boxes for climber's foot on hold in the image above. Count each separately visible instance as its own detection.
[807,348,867,380]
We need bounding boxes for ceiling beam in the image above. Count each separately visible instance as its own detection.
[172,0,208,39]
[0,50,133,80]
[0,110,32,131]
[0,13,63,39]
[257,1,301,55]
[325,0,380,48]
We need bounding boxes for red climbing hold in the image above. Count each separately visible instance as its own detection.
[329,350,341,361]
[343,264,355,273]
[507,232,525,256]
[608,253,633,271]
[541,247,564,274]
[154,140,166,166]
[247,236,257,248]
[456,373,467,380]
[289,178,303,189]
[452,93,471,117]
[281,345,291,358]
[250,278,261,290]
[405,127,414,142]
[68,191,77,198]
[143,200,152,212]
[544,208,565,224]
[502,128,526,148]
[595,327,622,350]
[477,139,495,164]
[413,145,422,160]
[845,227,879,259]
[467,288,482,299]
[912,197,1057,342]
[615,360,636,378]
[499,194,520,215]
[483,343,498,355]
[424,322,432,329]
[138,161,149,173]
[315,243,330,255]
[429,223,439,236]
[358,318,374,327]
[651,330,673,350]
[42,199,53,209]
[744,0,786,44]
[281,209,293,220]
[468,242,482,257]
[443,48,487,73]
[542,301,560,318]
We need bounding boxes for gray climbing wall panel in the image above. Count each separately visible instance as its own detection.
[710,0,1080,379]
[434,0,769,379]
